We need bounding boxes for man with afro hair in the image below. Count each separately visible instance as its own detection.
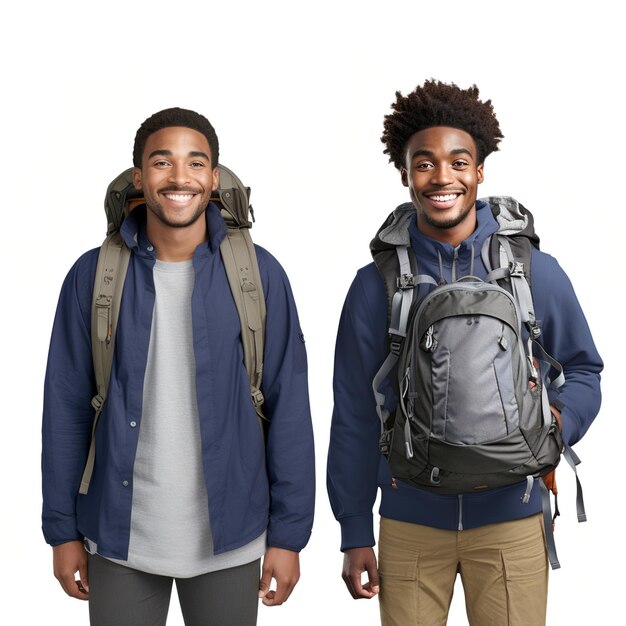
[42,107,315,625]
[328,80,602,625]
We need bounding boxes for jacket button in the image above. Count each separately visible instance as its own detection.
[122,480,129,487]
[130,421,137,428]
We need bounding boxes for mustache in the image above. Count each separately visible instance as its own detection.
[158,185,202,194]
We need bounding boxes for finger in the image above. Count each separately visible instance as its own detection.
[352,571,378,599]
[258,571,272,599]
[261,589,276,606]
[348,573,371,599]
[353,581,376,598]
[263,577,296,606]
[78,557,90,594]
[362,581,380,597]
[58,574,88,600]
[75,579,89,599]
[342,571,359,599]
[366,564,380,595]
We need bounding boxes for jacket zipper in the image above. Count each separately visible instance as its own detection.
[457,494,464,531]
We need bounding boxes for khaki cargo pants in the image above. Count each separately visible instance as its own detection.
[378,514,548,626]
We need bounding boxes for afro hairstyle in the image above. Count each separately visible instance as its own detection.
[381,79,503,169]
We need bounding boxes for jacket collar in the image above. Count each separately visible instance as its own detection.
[119,201,227,256]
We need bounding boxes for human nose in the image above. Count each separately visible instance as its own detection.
[168,162,190,184]
[430,165,454,186]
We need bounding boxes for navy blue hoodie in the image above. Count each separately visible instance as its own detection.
[327,200,602,551]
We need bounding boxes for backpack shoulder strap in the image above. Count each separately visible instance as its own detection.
[370,207,437,442]
[80,231,131,494]
[213,164,267,430]
[219,228,267,424]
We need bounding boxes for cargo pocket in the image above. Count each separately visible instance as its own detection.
[378,519,419,624]
[500,517,549,625]
[378,555,419,625]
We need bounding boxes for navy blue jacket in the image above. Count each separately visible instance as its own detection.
[42,202,315,559]
[327,200,603,551]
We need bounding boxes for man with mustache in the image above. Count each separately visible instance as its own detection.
[42,108,315,625]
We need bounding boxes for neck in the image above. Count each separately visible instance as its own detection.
[416,213,477,248]
[146,214,208,262]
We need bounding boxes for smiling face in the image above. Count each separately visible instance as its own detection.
[133,126,219,231]
[401,126,484,245]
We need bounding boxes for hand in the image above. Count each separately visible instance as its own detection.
[342,547,379,599]
[550,405,562,431]
[258,547,300,606]
[53,540,89,600]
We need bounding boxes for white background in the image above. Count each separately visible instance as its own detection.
[1,1,623,624]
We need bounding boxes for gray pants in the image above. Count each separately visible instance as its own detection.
[88,554,260,626]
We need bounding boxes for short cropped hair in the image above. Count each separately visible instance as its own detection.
[381,80,503,169]
[133,107,219,167]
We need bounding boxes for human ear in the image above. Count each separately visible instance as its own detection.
[132,168,143,190]
[476,163,485,184]
[400,167,409,187]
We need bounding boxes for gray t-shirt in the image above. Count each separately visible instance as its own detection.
[90,259,265,577]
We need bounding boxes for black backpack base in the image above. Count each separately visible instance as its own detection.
[385,420,564,495]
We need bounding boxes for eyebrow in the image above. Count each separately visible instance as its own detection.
[147,149,211,160]
[411,148,473,159]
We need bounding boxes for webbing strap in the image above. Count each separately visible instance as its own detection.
[539,478,561,569]
[373,247,413,432]
[499,237,536,330]
[373,351,398,432]
[483,266,509,283]
[480,236,493,273]
[563,443,587,523]
[389,247,415,338]
[373,247,436,432]
[219,228,267,428]
[80,233,131,495]
[482,236,536,334]
[533,339,565,389]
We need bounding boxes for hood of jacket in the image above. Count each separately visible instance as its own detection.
[370,196,539,281]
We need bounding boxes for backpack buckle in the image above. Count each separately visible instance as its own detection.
[389,337,402,356]
[526,313,542,339]
[91,394,104,412]
[251,388,265,408]
[508,261,525,277]
[430,467,441,485]
[396,273,416,290]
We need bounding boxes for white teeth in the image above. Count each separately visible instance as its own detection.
[165,193,193,202]
[430,194,458,202]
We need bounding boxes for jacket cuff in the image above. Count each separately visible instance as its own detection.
[339,514,375,552]
[42,523,83,547]
[267,518,312,553]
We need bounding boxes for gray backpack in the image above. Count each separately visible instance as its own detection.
[371,197,585,569]
[79,165,266,495]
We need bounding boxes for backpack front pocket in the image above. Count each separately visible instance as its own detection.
[427,316,520,445]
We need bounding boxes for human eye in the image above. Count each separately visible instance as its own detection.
[415,161,433,171]
[452,159,469,169]
[153,159,171,168]
[189,161,206,168]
